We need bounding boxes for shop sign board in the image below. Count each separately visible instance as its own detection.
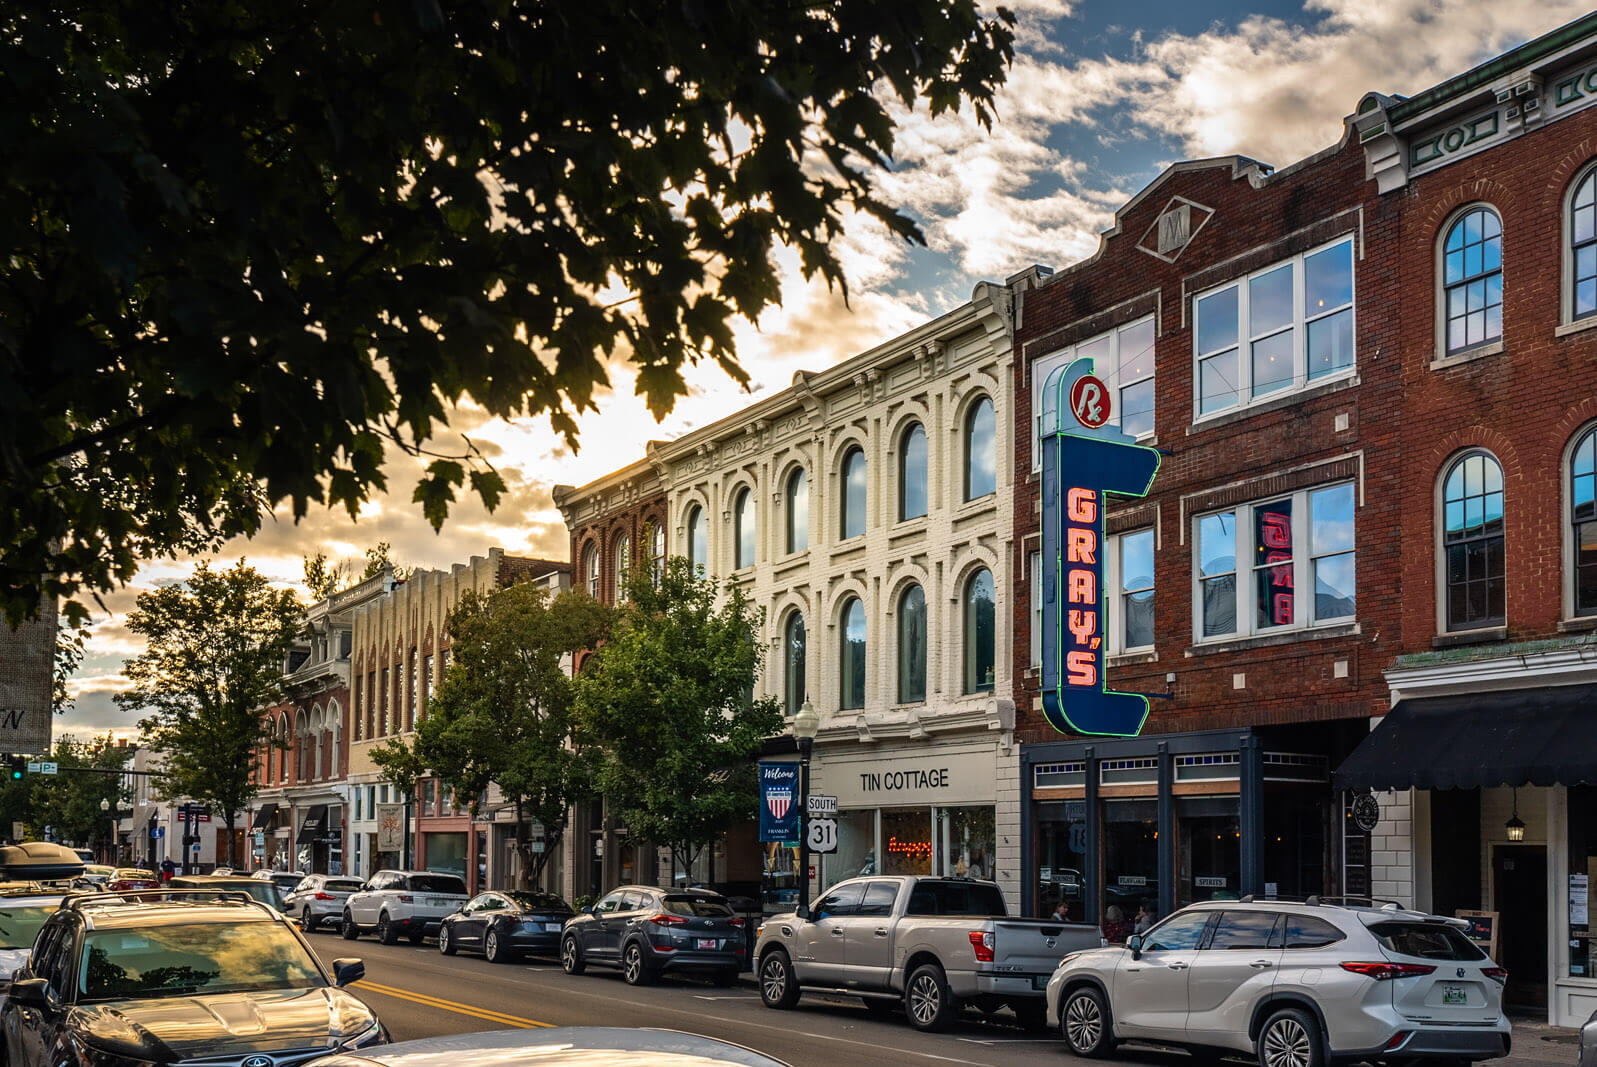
[822,748,995,808]
[375,804,405,852]
[1456,910,1498,961]
[758,761,801,843]
[1040,357,1161,737]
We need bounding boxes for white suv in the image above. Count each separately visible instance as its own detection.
[342,870,470,945]
[1046,898,1510,1067]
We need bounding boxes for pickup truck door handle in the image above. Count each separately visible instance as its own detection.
[874,929,888,937]
[831,929,845,938]
[1249,960,1273,969]
[1166,962,1188,970]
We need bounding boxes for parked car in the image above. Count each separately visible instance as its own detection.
[210,866,235,875]
[78,865,113,887]
[0,887,99,994]
[439,890,574,963]
[1580,1005,1597,1067]
[562,885,745,987]
[304,1026,788,1067]
[0,891,385,1067]
[285,875,366,933]
[1046,897,1511,1067]
[755,875,1099,1032]
[342,870,469,944]
[167,874,287,911]
[255,868,309,897]
[106,867,161,891]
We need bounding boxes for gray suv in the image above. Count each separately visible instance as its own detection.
[1046,898,1510,1067]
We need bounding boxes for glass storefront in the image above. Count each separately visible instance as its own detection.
[422,831,468,878]
[833,809,876,885]
[1177,796,1241,905]
[883,806,933,876]
[1035,800,1088,920]
[1569,784,1596,978]
[935,806,995,879]
[818,806,997,892]
[1262,787,1328,900]
[1103,799,1159,921]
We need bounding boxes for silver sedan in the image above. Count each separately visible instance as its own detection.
[306,1027,790,1067]
[1581,1007,1597,1067]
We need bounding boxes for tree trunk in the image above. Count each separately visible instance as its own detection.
[222,810,236,865]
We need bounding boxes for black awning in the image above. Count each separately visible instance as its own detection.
[296,805,328,844]
[251,803,278,829]
[1333,683,1597,791]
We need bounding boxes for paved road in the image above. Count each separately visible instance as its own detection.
[306,932,1578,1067]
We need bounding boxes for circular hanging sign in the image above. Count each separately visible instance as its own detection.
[1069,374,1112,429]
[1351,793,1380,833]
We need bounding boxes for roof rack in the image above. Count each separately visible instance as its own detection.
[60,890,277,917]
[1304,894,1406,910]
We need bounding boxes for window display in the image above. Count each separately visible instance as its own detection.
[1569,785,1596,978]
[935,806,994,879]
[1036,800,1088,921]
[1177,796,1241,906]
[882,806,934,876]
[1103,799,1158,920]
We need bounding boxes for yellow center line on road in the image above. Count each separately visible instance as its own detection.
[354,980,554,1029]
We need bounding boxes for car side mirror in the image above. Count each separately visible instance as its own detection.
[331,958,365,987]
[794,903,811,921]
[1126,934,1143,959]
[10,978,57,1012]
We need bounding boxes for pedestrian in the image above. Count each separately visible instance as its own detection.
[1102,904,1132,944]
[1133,902,1155,934]
[160,857,175,883]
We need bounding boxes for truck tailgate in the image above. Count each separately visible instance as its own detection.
[994,919,1101,983]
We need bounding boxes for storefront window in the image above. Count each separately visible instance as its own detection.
[1262,787,1328,900]
[1103,799,1159,928]
[1569,785,1596,978]
[826,810,877,891]
[1178,796,1241,906]
[935,806,995,880]
[424,832,468,878]
[882,806,933,876]
[1036,801,1088,921]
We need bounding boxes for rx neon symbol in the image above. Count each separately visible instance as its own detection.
[1069,374,1110,429]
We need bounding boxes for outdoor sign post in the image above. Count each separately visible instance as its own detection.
[1040,359,1163,737]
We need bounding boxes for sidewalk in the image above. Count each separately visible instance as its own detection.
[1505,1017,1580,1066]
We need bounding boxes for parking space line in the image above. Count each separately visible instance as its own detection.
[356,980,553,1029]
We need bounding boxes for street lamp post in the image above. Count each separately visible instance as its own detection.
[793,699,820,912]
[99,798,114,866]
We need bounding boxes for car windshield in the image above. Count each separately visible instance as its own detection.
[409,875,466,894]
[326,880,364,893]
[506,892,569,912]
[80,921,324,1001]
[1367,921,1485,961]
[904,880,1006,917]
[0,905,58,948]
[113,870,155,880]
[661,895,732,918]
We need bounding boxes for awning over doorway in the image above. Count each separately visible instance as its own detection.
[251,803,278,829]
[296,805,328,844]
[1333,683,1597,791]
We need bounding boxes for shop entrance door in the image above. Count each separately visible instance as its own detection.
[1492,845,1547,1013]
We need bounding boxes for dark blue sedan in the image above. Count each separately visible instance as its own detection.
[437,890,574,963]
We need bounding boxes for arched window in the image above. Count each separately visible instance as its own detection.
[897,584,926,703]
[963,568,995,694]
[734,488,755,569]
[1442,206,1502,355]
[583,543,599,598]
[295,710,310,781]
[1572,425,1597,617]
[651,523,666,580]
[614,534,630,601]
[965,397,997,500]
[1442,451,1505,631]
[785,468,808,554]
[839,597,866,710]
[899,423,927,521]
[687,505,707,574]
[783,611,807,716]
[1573,169,1597,322]
[840,447,867,539]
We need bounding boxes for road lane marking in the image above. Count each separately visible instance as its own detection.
[356,981,553,1029]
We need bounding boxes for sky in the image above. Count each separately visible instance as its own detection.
[58,0,1593,742]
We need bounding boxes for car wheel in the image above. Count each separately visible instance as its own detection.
[561,934,586,975]
[758,949,800,1009]
[1013,1000,1048,1033]
[439,924,457,955]
[299,911,317,934]
[378,913,399,945]
[621,941,655,986]
[1257,1007,1324,1067]
[341,911,359,940]
[1061,985,1116,1058]
[904,963,957,1032]
[486,929,512,964]
[711,967,739,988]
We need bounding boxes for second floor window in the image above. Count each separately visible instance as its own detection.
[583,544,599,598]
[1573,426,1597,617]
[1442,451,1505,631]
[964,568,995,694]
[841,447,867,539]
[1442,207,1502,355]
[897,583,927,703]
[783,612,806,716]
[614,534,631,600]
[687,504,707,574]
[785,469,808,553]
[1032,316,1157,468]
[965,397,996,501]
[1113,528,1155,652]
[734,489,755,569]
[1573,169,1597,322]
[840,597,866,710]
[900,423,927,521]
[1196,482,1356,641]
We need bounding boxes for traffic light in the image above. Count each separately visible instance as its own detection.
[7,756,24,781]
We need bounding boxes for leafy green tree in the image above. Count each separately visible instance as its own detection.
[374,583,612,888]
[574,559,783,876]
[116,560,302,864]
[302,541,410,600]
[0,735,133,852]
[0,0,1015,628]
[52,620,88,714]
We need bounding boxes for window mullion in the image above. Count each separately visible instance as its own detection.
[1293,259,1307,390]
[1295,491,1311,627]
[1236,283,1252,397]
[1237,506,1253,638]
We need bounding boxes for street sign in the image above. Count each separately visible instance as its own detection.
[10,822,22,840]
[25,762,36,773]
[37,762,56,775]
[805,794,838,817]
[151,827,164,839]
[530,840,545,853]
[806,817,838,854]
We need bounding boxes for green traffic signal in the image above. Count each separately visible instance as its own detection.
[8,756,25,781]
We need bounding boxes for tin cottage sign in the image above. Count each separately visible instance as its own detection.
[1040,358,1162,737]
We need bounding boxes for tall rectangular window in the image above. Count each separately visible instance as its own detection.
[1194,482,1357,641]
[1031,315,1157,470]
[408,649,418,731]
[1029,551,1042,667]
[1193,236,1355,418]
[423,653,435,709]
[379,667,389,736]
[1111,528,1155,651]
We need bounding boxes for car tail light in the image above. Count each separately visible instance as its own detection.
[1340,962,1436,980]
[969,930,995,963]
[397,894,413,903]
[1482,967,1507,983]
[1383,1032,1411,1050]
[314,892,335,901]
[650,913,690,926]
[728,917,744,928]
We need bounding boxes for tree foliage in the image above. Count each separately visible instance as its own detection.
[0,734,133,852]
[116,560,302,864]
[0,0,1015,627]
[301,541,408,600]
[574,559,783,874]
[373,582,612,888]
[52,620,87,714]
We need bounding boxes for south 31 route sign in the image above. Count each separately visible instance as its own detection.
[1040,359,1162,737]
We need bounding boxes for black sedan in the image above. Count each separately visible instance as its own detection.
[560,885,744,986]
[438,890,574,963]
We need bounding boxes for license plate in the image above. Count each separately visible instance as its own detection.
[1442,984,1468,1005]
[696,938,719,950]
[1033,976,1050,990]
[545,922,564,932]
[427,898,449,906]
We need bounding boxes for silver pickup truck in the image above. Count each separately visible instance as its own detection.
[754,875,1101,1032]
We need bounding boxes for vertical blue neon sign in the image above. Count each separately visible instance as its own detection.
[1040,358,1162,737]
